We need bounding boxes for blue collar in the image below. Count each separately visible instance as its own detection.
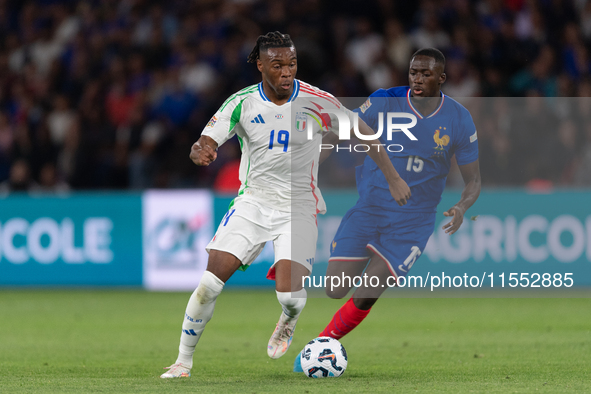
[258,80,300,103]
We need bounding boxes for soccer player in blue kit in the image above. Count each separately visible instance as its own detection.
[295,48,481,371]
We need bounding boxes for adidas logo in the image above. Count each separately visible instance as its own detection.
[251,114,265,124]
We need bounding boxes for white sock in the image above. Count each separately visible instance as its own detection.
[276,289,307,322]
[175,271,224,368]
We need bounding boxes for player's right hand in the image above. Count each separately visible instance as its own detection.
[190,141,217,166]
[388,177,411,206]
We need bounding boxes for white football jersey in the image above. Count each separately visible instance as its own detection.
[202,80,354,214]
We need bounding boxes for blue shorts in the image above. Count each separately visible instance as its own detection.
[329,200,436,280]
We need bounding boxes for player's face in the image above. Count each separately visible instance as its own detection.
[408,55,446,98]
[257,47,297,97]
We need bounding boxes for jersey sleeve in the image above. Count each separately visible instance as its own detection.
[327,104,356,136]
[313,93,356,137]
[454,110,479,166]
[353,89,388,132]
[201,95,246,146]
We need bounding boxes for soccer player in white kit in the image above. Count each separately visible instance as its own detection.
[161,31,411,378]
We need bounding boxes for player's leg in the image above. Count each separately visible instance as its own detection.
[176,251,241,363]
[161,250,241,378]
[324,202,376,299]
[324,259,369,299]
[318,253,391,339]
[294,203,376,371]
[331,211,435,333]
[296,211,434,372]
[274,259,310,292]
[162,199,269,378]
[349,251,393,307]
[267,209,315,359]
[267,259,310,359]
[319,211,436,341]
[317,201,376,336]
[292,254,381,373]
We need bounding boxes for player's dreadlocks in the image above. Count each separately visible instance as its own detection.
[247,31,294,63]
[412,48,446,69]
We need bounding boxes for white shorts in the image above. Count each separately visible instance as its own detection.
[206,197,318,276]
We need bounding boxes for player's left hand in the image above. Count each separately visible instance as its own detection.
[442,206,465,234]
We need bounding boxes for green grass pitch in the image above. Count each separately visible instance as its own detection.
[1,289,590,393]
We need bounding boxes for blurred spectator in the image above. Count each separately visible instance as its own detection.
[442,58,481,97]
[0,159,39,194]
[52,3,80,47]
[475,116,516,186]
[152,68,198,128]
[515,2,547,45]
[581,1,591,41]
[510,45,557,96]
[363,48,394,92]
[384,19,413,73]
[132,4,178,46]
[180,47,219,95]
[47,94,75,147]
[56,114,80,186]
[126,116,164,189]
[410,7,451,50]
[345,17,384,74]
[561,23,590,80]
[36,162,70,193]
[106,78,136,128]
[0,111,13,158]
[30,26,62,77]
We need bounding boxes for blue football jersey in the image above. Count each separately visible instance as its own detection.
[354,86,478,212]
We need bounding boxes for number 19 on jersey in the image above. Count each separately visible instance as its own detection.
[268,129,290,152]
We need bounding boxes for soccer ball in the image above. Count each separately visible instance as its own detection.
[300,337,348,378]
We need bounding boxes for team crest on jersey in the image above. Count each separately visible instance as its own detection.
[331,240,337,253]
[295,112,307,132]
[206,116,218,128]
[433,127,450,151]
[360,98,372,113]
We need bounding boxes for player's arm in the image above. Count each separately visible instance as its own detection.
[190,135,218,166]
[191,93,243,166]
[442,159,481,234]
[357,118,411,206]
[319,131,340,164]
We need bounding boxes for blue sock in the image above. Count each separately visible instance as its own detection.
[293,350,303,373]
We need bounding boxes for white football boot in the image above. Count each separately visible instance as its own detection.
[160,363,191,378]
[267,312,298,359]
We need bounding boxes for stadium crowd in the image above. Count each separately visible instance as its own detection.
[0,0,591,193]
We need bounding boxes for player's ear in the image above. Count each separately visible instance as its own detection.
[257,59,263,73]
[439,72,446,85]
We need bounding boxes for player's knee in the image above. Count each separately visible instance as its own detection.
[195,271,225,305]
[206,250,241,283]
[353,297,377,310]
[325,286,349,299]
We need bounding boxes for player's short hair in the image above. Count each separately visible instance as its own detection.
[411,48,446,70]
[247,31,295,63]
